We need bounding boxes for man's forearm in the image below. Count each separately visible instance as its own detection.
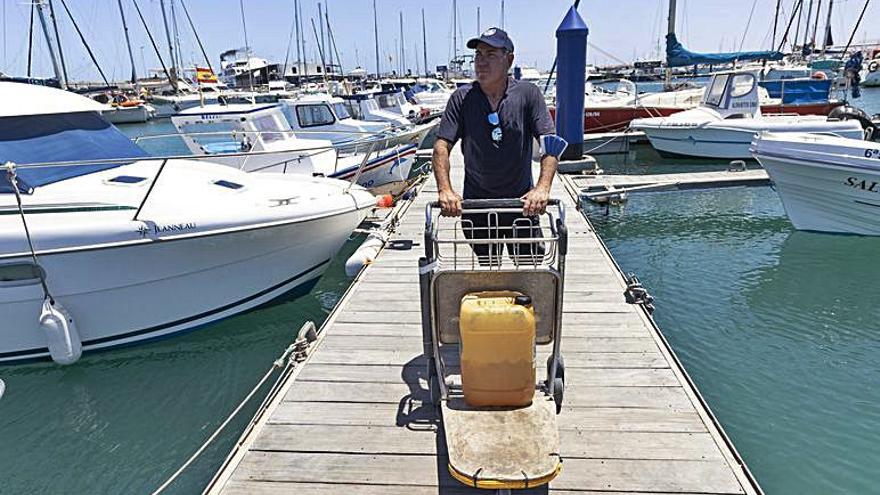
[432,141,455,192]
[536,155,558,192]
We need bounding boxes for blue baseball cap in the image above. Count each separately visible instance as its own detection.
[466,27,514,52]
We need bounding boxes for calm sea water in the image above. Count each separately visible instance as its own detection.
[585,87,880,494]
[0,87,878,494]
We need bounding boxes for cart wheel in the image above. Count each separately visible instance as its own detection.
[546,354,565,384]
[552,377,564,414]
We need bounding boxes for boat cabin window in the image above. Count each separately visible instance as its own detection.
[729,73,756,98]
[375,93,397,109]
[295,104,336,127]
[703,74,730,108]
[332,103,351,120]
[251,114,289,143]
[341,100,363,120]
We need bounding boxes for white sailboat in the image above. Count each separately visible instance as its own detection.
[0,82,375,364]
[752,132,880,235]
[630,70,865,159]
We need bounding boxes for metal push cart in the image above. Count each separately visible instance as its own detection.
[417,198,568,492]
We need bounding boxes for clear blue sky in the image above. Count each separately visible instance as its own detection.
[1,0,878,82]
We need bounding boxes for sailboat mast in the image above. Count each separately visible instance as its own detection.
[35,0,66,88]
[298,0,308,80]
[318,2,325,72]
[477,7,480,34]
[803,0,814,51]
[171,0,184,72]
[771,0,781,48]
[325,3,333,72]
[821,0,833,53]
[116,0,140,91]
[500,0,505,29]
[239,0,255,90]
[453,0,458,63]
[664,0,676,88]
[400,11,405,75]
[373,0,380,77]
[46,0,69,88]
[158,0,178,90]
[811,0,823,47]
[422,8,428,77]
[293,0,302,78]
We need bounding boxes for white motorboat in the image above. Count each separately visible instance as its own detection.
[87,92,156,124]
[0,81,375,363]
[169,102,424,195]
[281,93,393,144]
[752,132,880,235]
[337,94,412,127]
[630,70,865,159]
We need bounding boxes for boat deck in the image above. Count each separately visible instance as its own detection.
[205,150,763,494]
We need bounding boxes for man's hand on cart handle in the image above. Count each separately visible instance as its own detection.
[439,188,463,217]
[521,185,550,216]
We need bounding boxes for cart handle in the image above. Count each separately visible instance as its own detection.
[424,199,566,244]
[428,198,560,209]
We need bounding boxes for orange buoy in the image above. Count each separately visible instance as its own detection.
[376,194,394,207]
[811,71,828,80]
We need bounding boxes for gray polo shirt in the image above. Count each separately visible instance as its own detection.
[436,78,555,199]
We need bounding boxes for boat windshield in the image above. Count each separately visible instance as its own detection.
[0,112,148,193]
[703,74,730,108]
[332,102,352,120]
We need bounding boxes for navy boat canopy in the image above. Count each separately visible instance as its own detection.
[666,33,783,68]
[0,111,148,194]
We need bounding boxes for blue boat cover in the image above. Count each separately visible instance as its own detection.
[759,79,832,104]
[666,33,783,68]
[0,112,148,194]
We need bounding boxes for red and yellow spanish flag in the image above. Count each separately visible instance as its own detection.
[195,67,218,84]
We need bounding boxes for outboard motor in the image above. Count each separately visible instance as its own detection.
[829,105,877,140]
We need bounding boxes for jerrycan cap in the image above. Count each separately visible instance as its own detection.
[514,295,532,306]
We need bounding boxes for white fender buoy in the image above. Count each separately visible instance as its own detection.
[0,379,5,400]
[39,299,82,365]
[345,232,386,278]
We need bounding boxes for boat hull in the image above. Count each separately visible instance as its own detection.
[637,120,864,159]
[102,105,154,124]
[0,209,364,363]
[754,135,880,235]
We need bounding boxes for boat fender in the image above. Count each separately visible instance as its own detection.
[0,378,5,400]
[39,299,82,365]
[345,232,386,278]
[869,61,879,73]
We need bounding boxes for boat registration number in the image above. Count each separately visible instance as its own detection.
[865,149,880,159]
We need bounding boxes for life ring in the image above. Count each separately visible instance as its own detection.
[869,61,879,73]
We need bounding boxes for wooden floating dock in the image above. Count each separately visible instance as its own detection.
[573,169,770,200]
[205,150,763,494]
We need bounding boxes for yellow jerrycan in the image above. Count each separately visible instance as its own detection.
[459,291,536,407]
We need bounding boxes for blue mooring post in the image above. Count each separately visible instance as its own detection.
[555,6,588,161]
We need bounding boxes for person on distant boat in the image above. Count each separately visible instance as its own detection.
[432,27,563,262]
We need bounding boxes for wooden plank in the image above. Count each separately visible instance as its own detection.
[223,480,721,495]
[327,321,651,338]
[286,380,693,410]
[317,334,658,354]
[230,452,743,494]
[269,402,705,433]
[558,408,706,433]
[561,431,725,461]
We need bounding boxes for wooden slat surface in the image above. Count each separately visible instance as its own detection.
[209,149,761,494]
